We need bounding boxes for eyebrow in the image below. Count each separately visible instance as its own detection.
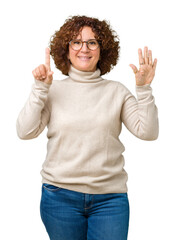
[73,38,96,41]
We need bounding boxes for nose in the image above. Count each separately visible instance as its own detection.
[80,42,89,52]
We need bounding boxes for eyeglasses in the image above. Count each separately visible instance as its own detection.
[69,39,100,51]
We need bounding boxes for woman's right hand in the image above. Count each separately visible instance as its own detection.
[32,48,54,85]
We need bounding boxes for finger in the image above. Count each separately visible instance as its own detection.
[138,48,144,66]
[144,46,149,64]
[129,64,138,74]
[45,47,51,70]
[35,67,42,78]
[32,70,38,79]
[39,64,47,78]
[153,58,157,71]
[149,50,152,66]
[45,71,54,84]
[33,69,41,80]
[48,71,54,79]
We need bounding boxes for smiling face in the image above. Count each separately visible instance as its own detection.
[68,26,100,72]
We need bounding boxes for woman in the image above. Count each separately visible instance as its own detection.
[16,15,158,240]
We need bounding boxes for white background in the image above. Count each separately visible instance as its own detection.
[1,0,175,239]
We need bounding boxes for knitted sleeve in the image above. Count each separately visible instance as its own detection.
[121,83,159,140]
[16,80,51,140]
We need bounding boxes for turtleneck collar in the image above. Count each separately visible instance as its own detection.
[68,65,103,83]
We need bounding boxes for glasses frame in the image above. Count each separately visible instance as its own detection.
[69,39,100,51]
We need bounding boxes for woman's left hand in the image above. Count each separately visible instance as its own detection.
[129,46,157,86]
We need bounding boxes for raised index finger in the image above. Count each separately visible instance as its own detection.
[138,48,144,65]
[45,47,51,70]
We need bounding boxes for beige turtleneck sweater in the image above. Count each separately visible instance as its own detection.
[16,65,159,194]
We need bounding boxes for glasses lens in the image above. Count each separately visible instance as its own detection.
[87,40,99,50]
[70,40,82,50]
[70,39,99,51]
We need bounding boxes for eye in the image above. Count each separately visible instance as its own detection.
[88,40,97,45]
[72,40,81,45]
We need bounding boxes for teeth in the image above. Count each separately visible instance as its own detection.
[78,56,91,59]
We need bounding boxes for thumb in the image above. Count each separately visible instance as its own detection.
[129,64,138,74]
[44,71,54,84]
[48,71,54,79]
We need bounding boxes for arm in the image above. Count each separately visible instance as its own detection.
[16,47,54,140]
[16,80,51,139]
[121,83,159,140]
[121,46,159,140]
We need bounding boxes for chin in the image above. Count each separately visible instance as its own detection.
[74,64,96,72]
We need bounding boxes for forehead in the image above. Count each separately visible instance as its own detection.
[75,26,96,39]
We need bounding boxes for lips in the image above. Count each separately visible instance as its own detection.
[78,56,92,60]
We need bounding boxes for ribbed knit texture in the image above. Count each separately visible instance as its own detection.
[16,65,159,194]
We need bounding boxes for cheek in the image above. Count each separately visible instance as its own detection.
[94,50,100,62]
[67,47,75,60]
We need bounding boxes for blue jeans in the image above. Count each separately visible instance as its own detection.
[40,183,130,240]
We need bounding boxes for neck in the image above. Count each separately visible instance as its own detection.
[68,65,103,83]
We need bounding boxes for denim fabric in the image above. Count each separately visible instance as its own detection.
[40,183,129,240]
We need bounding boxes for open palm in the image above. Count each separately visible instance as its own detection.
[130,46,157,86]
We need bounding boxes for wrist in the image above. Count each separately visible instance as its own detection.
[34,79,52,88]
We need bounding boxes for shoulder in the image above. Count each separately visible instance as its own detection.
[49,78,69,89]
[52,79,68,85]
[102,78,131,93]
[103,79,134,103]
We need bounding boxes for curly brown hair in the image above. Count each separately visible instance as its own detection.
[49,15,120,75]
